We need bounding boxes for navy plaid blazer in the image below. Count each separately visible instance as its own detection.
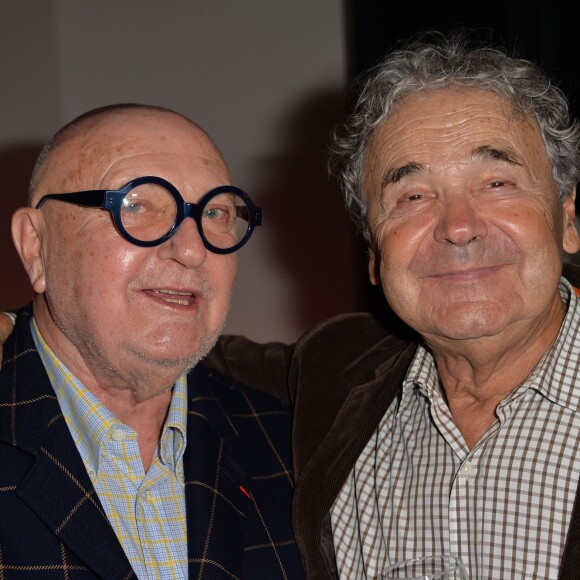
[0,307,304,579]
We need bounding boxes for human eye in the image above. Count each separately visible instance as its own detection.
[202,194,236,224]
[401,192,427,202]
[394,188,434,209]
[121,185,173,219]
[123,199,146,214]
[203,206,229,221]
[477,163,521,192]
[480,176,520,196]
[376,188,434,220]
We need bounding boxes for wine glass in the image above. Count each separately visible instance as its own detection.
[382,555,468,579]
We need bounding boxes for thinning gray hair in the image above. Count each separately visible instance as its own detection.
[329,30,580,241]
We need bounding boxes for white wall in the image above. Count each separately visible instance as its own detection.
[0,0,363,343]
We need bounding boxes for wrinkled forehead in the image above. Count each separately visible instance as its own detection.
[364,87,545,171]
[32,110,228,202]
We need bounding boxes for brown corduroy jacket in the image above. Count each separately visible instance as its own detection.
[208,262,580,579]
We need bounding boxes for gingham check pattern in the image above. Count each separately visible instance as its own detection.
[32,321,189,580]
[0,306,304,579]
[332,278,580,579]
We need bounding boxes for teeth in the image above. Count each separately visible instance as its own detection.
[157,289,192,296]
[161,296,190,305]
[154,289,193,306]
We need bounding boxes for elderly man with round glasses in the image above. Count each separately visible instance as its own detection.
[0,103,303,579]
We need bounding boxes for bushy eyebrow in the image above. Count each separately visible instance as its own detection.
[470,145,523,165]
[381,162,424,189]
[380,145,522,191]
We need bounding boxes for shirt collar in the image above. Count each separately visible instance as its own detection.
[160,375,187,480]
[528,277,580,410]
[30,319,187,480]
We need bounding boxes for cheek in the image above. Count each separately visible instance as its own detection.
[63,227,141,304]
[208,255,237,303]
[374,215,435,278]
[374,228,422,310]
[495,198,563,256]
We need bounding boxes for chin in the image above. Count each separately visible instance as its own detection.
[443,320,511,341]
[425,304,513,340]
[128,332,216,369]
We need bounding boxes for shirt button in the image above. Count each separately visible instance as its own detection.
[111,429,126,441]
[459,460,473,480]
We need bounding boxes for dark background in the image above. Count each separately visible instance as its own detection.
[346,1,579,118]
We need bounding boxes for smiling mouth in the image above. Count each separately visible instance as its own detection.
[432,265,503,281]
[146,289,195,306]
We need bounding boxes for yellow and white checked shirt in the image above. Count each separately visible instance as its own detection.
[32,320,188,580]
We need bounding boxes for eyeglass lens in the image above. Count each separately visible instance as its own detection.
[120,182,250,250]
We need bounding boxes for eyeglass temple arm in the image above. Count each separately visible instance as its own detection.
[235,206,263,226]
[35,190,108,209]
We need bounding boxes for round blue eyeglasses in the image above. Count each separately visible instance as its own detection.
[35,175,263,254]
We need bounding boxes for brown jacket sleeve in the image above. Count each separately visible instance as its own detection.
[204,334,295,405]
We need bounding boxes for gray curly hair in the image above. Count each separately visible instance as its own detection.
[329,30,580,242]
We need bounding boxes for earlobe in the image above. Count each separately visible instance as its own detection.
[562,189,580,255]
[11,208,47,294]
[367,246,381,286]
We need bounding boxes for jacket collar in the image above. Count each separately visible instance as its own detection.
[183,365,254,577]
[289,311,417,579]
[0,305,135,579]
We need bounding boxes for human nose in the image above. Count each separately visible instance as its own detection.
[157,216,207,267]
[433,193,488,246]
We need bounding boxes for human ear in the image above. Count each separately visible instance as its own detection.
[11,208,47,294]
[562,188,580,255]
[367,245,381,286]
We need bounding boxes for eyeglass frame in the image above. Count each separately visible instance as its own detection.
[35,175,263,254]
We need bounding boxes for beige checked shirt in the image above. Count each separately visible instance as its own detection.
[332,278,580,579]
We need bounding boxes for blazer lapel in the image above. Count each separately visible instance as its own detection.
[16,417,134,579]
[293,348,412,529]
[184,366,251,579]
[1,307,134,579]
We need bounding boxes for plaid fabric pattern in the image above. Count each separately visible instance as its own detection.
[31,321,189,580]
[332,278,580,579]
[0,306,304,579]
[184,364,303,579]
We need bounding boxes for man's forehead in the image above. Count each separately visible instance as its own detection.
[36,109,226,195]
[70,109,216,160]
[367,88,542,162]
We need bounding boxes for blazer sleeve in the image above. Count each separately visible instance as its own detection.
[204,335,295,405]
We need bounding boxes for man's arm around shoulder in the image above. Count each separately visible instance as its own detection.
[204,334,295,405]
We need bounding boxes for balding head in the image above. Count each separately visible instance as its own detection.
[12,103,237,402]
[28,103,228,205]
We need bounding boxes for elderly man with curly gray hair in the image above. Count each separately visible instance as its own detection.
[286,30,580,579]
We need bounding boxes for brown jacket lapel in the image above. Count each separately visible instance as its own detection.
[289,312,417,579]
